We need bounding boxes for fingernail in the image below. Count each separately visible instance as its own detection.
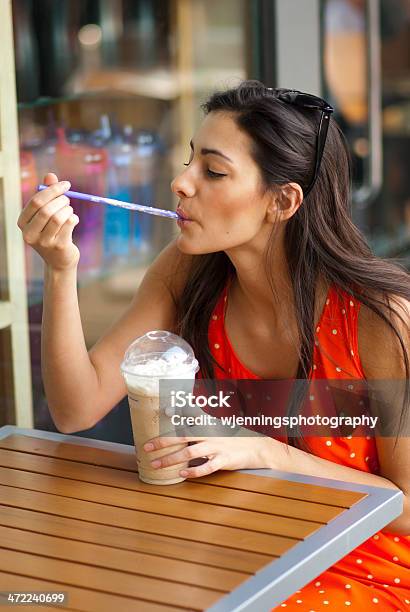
[144,443,154,451]
[180,470,188,477]
[62,181,71,189]
[151,460,161,468]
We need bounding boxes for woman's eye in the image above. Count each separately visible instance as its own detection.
[206,169,226,178]
[183,161,226,178]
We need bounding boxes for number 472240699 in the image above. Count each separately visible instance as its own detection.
[2,592,67,605]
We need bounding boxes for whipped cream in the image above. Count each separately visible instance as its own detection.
[125,350,189,377]
[122,352,197,396]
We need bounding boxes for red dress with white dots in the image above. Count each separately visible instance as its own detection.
[207,281,410,611]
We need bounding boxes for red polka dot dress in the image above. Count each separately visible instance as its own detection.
[207,282,410,611]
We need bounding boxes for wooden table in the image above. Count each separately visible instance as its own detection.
[0,426,403,611]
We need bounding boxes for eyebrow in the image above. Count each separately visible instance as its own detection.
[190,139,233,163]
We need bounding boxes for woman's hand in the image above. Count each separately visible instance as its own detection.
[17,173,80,272]
[143,434,275,478]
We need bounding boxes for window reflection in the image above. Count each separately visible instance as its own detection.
[323,0,410,263]
[323,0,368,193]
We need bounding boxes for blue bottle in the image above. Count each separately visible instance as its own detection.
[130,130,159,254]
[103,130,133,266]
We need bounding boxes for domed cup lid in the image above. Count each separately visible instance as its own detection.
[120,330,199,378]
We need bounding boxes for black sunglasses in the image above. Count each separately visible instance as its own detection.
[268,88,334,197]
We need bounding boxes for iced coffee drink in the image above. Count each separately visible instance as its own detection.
[120,331,199,485]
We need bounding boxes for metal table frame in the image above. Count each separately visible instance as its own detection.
[0,426,403,611]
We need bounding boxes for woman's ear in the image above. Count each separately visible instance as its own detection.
[274,182,304,221]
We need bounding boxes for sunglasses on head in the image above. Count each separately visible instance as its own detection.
[267,88,334,197]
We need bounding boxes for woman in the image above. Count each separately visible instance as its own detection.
[18,80,409,609]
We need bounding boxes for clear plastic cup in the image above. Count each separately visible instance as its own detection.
[120,330,199,484]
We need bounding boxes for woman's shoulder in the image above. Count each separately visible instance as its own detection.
[357,291,409,380]
[357,290,410,332]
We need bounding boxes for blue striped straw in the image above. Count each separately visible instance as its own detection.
[37,185,179,220]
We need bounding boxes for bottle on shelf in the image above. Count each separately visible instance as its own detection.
[20,149,40,299]
[55,126,106,279]
[130,129,160,254]
[34,111,59,180]
[102,117,133,268]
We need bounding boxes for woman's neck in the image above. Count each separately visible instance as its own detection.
[225,227,293,325]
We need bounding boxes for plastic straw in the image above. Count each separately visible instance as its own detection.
[37,184,179,219]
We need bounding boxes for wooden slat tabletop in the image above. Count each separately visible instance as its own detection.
[0,432,367,611]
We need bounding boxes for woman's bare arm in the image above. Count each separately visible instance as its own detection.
[42,239,193,433]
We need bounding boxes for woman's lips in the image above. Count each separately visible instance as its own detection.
[176,208,191,220]
[176,217,192,227]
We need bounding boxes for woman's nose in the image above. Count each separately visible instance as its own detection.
[171,170,196,198]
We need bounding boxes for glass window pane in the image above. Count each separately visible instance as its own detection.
[10,0,253,439]
[322,0,410,265]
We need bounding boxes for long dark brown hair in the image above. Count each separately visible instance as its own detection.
[174,79,409,450]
